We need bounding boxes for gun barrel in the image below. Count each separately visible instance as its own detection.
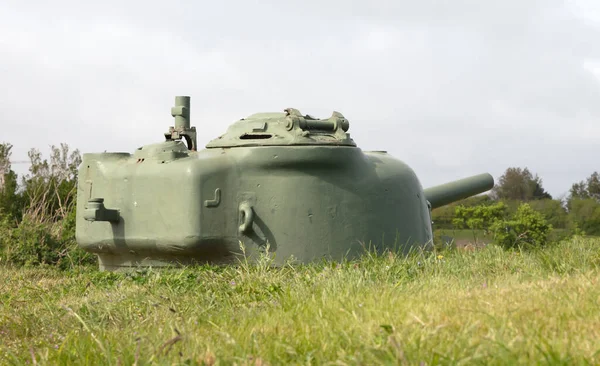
[424,173,494,209]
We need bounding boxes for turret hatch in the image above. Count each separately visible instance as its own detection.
[205,108,356,148]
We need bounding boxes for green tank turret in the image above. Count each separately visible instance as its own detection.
[76,96,494,271]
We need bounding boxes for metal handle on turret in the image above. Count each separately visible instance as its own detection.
[285,108,350,132]
[424,173,495,209]
[83,198,120,223]
[238,202,254,235]
[298,118,350,132]
[299,120,335,131]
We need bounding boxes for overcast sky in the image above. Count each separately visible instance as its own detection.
[1,0,599,199]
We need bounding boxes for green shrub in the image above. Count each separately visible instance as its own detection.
[0,142,98,270]
[452,201,507,243]
[0,212,96,270]
[491,203,553,250]
[1,216,61,267]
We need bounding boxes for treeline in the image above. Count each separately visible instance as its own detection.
[0,142,96,268]
[432,167,600,246]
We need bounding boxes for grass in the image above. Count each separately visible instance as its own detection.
[1,237,600,365]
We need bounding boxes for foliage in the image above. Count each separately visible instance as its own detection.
[566,198,600,236]
[491,167,551,201]
[490,203,553,250]
[452,201,507,242]
[448,200,557,249]
[0,142,96,270]
[526,198,569,229]
[20,143,81,223]
[0,143,24,222]
[431,194,493,229]
[569,171,600,202]
[0,210,96,270]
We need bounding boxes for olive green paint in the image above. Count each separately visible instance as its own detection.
[424,174,495,209]
[76,96,494,271]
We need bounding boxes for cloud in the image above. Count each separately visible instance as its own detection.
[1,0,599,198]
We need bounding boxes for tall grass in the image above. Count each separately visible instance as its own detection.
[1,236,600,365]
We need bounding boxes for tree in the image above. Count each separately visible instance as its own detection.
[0,142,11,192]
[452,202,507,243]
[491,167,552,201]
[531,178,552,200]
[527,199,569,229]
[565,198,600,236]
[0,142,24,222]
[569,172,600,202]
[20,143,81,223]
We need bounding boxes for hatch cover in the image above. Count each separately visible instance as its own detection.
[205,108,356,148]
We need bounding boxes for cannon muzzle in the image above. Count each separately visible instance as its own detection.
[424,173,494,209]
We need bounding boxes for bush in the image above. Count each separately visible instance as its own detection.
[0,210,96,270]
[0,142,97,270]
[1,217,62,267]
[451,201,507,243]
[490,203,553,250]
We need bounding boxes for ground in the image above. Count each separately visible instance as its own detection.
[1,236,599,365]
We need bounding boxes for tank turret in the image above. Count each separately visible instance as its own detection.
[76,96,494,271]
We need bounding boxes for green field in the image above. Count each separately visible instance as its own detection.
[2,237,600,365]
[433,228,572,248]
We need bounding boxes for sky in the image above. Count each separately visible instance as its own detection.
[1,0,599,200]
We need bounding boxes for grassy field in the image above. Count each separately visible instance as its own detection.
[434,228,572,248]
[2,237,600,365]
